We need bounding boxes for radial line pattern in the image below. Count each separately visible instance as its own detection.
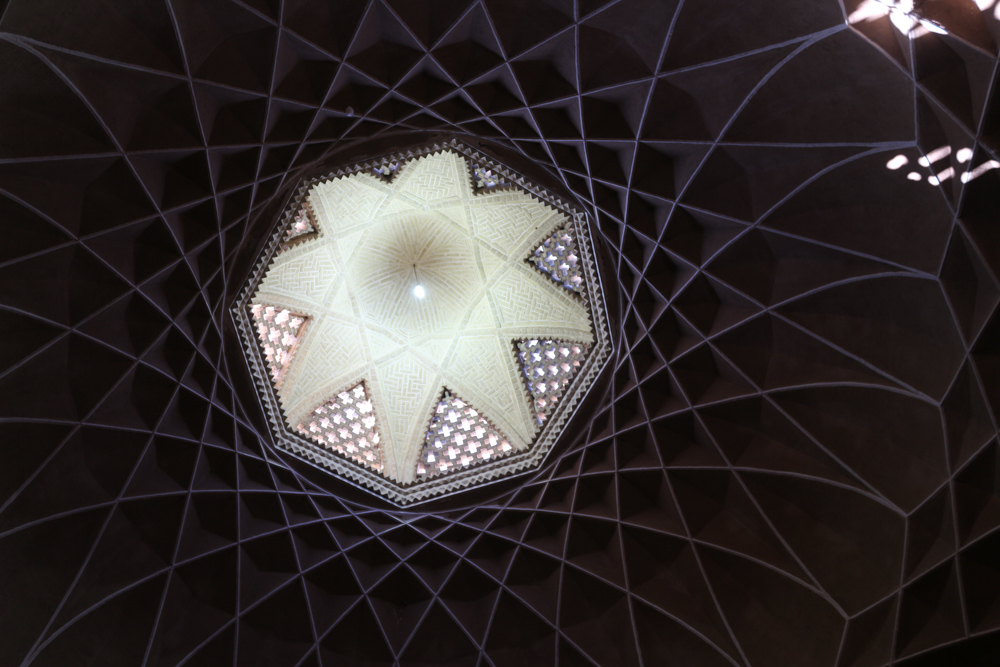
[1,0,1000,665]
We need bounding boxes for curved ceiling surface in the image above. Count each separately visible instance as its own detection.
[1,1,1000,665]
[240,144,610,501]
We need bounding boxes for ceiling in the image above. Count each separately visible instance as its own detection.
[244,147,606,497]
[1,1,999,665]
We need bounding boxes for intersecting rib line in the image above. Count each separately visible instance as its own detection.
[639,376,753,665]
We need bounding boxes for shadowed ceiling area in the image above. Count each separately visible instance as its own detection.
[2,0,1000,665]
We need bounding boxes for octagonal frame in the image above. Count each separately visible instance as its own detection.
[233,138,613,504]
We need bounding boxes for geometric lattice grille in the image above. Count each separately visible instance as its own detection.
[372,161,400,181]
[250,304,308,390]
[517,339,588,425]
[471,162,510,190]
[415,391,515,480]
[285,202,317,243]
[295,382,383,473]
[530,223,585,293]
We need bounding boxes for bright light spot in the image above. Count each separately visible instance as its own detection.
[886,154,909,170]
[919,19,948,35]
[413,284,426,299]
[889,8,918,32]
[961,160,1000,182]
[928,175,940,186]
[974,0,1000,18]
[854,0,950,36]
[849,0,889,24]
[957,148,974,164]
[907,172,922,181]
[918,145,951,167]
[935,167,955,184]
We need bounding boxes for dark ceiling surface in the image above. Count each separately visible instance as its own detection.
[2,0,1000,665]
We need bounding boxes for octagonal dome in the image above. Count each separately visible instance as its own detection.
[235,140,612,503]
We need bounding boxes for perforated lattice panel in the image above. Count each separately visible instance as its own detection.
[250,304,308,389]
[415,391,515,480]
[517,338,588,424]
[2,1,1000,666]
[531,222,586,293]
[296,382,383,473]
[284,203,316,244]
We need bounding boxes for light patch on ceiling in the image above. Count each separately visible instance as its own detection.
[962,159,1000,182]
[974,0,1000,18]
[885,145,995,188]
[848,0,950,36]
[886,154,909,170]
[531,223,585,293]
[918,145,951,167]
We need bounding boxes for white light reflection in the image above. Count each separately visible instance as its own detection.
[918,145,951,167]
[886,154,909,170]
[848,0,950,36]
[848,0,891,23]
[974,0,1000,19]
[889,145,996,187]
[962,161,1000,182]
[413,284,426,299]
[928,167,955,186]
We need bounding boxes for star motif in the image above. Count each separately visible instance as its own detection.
[253,150,594,484]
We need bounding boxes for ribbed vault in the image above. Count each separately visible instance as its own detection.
[2,1,1000,665]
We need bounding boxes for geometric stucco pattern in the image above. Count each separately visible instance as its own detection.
[239,145,610,501]
[3,1,1000,666]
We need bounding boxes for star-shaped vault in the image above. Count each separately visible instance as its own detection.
[251,149,597,487]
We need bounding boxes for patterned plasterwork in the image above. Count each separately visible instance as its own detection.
[235,140,612,503]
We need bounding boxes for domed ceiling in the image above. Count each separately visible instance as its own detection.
[239,143,610,501]
[2,1,1000,665]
